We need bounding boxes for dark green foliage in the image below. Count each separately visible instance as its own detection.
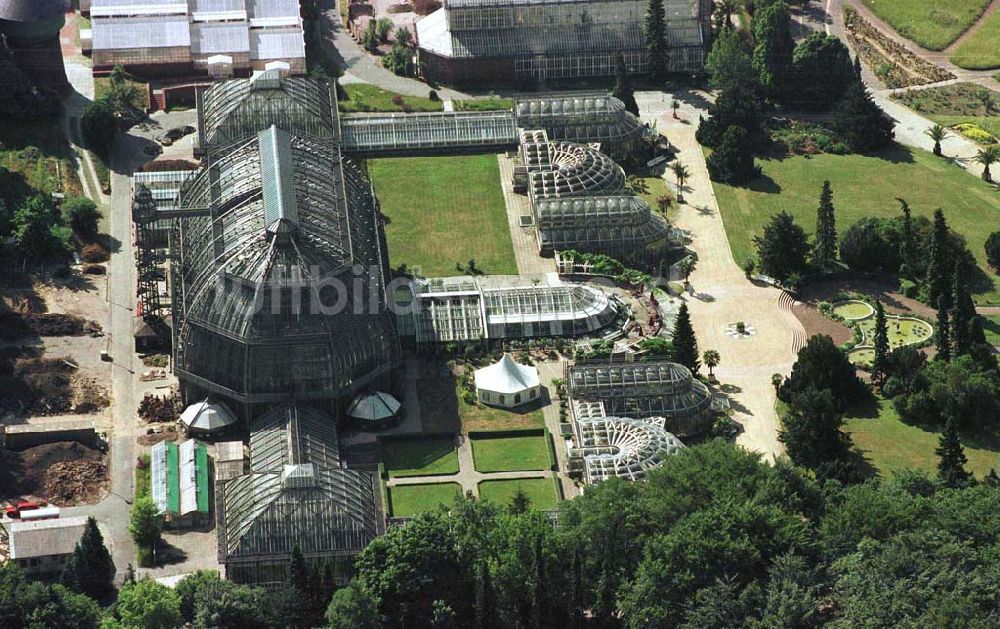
[696,81,766,149]
[894,355,1000,430]
[899,198,917,278]
[61,517,115,602]
[80,99,119,159]
[706,124,759,184]
[176,570,221,623]
[787,33,854,111]
[612,55,639,116]
[192,578,276,629]
[830,80,895,153]
[779,387,854,477]
[326,582,380,629]
[705,28,756,91]
[509,487,531,514]
[0,564,100,629]
[751,0,793,97]
[63,196,101,237]
[671,302,700,374]
[986,230,1000,270]
[872,301,890,386]
[813,180,837,268]
[754,211,809,281]
[936,299,952,362]
[951,262,975,357]
[925,209,952,309]
[12,195,70,258]
[113,579,183,629]
[936,419,972,488]
[643,0,668,79]
[780,335,867,411]
[285,544,331,628]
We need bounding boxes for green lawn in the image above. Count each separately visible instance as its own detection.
[846,400,1000,478]
[339,84,443,113]
[135,454,151,499]
[460,383,545,433]
[478,478,560,510]
[981,315,1000,346]
[630,173,679,223]
[369,154,518,277]
[949,10,1000,70]
[860,0,992,50]
[454,97,514,111]
[382,436,459,478]
[471,434,552,473]
[711,144,1000,303]
[388,482,462,517]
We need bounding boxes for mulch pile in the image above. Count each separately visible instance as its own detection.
[0,441,108,506]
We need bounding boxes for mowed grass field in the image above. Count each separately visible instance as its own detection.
[388,482,462,517]
[471,434,552,473]
[845,400,1000,478]
[382,436,459,478]
[711,144,1000,303]
[478,478,560,510]
[950,10,1000,70]
[369,154,518,277]
[861,0,992,50]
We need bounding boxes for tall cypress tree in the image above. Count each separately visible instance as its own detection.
[898,198,916,279]
[926,209,952,309]
[814,180,837,268]
[951,262,975,357]
[872,300,889,386]
[474,561,497,629]
[936,418,972,488]
[612,54,639,116]
[532,533,548,628]
[672,302,700,374]
[644,0,668,79]
[61,516,115,602]
[936,298,951,362]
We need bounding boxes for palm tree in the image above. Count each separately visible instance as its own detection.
[670,161,690,201]
[714,0,740,30]
[677,256,697,286]
[924,124,948,157]
[974,146,1000,182]
[703,349,721,380]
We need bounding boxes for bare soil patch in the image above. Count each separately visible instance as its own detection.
[0,441,108,506]
[0,351,109,417]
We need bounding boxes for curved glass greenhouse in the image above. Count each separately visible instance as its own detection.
[533,195,672,259]
[570,415,685,483]
[519,130,625,200]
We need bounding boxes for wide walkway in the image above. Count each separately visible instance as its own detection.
[636,92,804,461]
[497,154,557,275]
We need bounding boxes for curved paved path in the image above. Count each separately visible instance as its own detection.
[637,92,805,461]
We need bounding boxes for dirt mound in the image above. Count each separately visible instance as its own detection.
[0,312,102,340]
[0,441,108,506]
[0,354,110,417]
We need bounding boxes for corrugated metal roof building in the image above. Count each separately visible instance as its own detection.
[89,0,304,76]
[5,516,88,576]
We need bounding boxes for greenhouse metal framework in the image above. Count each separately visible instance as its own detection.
[416,0,709,84]
[340,110,518,155]
[533,195,673,261]
[395,275,622,343]
[517,130,625,199]
[567,359,713,435]
[220,404,379,587]
[170,74,399,419]
[569,416,685,483]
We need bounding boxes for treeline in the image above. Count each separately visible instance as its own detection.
[697,0,893,183]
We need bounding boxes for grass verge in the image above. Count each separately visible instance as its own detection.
[368,154,517,276]
[711,143,1000,303]
[388,482,461,517]
[846,399,1000,478]
[339,84,443,113]
[135,454,151,499]
[454,97,514,111]
[949,10,1000,70]
[471,433,551,473]
[892,83,1000,140]
[478,478,559,510]
[383,436,459,478]
[860,0,991,51]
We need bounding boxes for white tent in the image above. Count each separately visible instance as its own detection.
[180,398,238,433]
[474,354,541,408]
[347,392,401,422]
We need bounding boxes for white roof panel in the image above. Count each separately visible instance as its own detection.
[192,21,250,54]
[90,1,187,17]
[8,517,88,560]
[179,439,199,516]
[92,16,191,49]
[246,0,299,19]
[474,353,540,394]
[249,28,305,61]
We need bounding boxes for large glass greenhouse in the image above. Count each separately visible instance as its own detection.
[517,130,625,199]
[567,359,713,435]
[171,75,399,420]
[220,404,379,587]
[416,0,709,84]
[569,415,685,483]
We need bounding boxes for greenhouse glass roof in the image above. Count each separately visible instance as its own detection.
[520,130,625,199]
[571,416,684,483]
[567,359,713,420]
[249,404,341,473]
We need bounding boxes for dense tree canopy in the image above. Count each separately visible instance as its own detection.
[830,80,894,154]
[751,0,793,97]
[786,33,854,111]
[705,28,756,92]
[780,334,867,411]
[0,565,100,629]
[753,211,809,281]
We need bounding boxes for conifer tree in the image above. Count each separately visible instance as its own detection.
[936,418,972,488]
[898,198,916,278]
[872,300,889,386]
[936,299,951,362]
[831,77,894,153]
[509,488,530,514]
[926,209,952,309]
[644,0,668,79]
[612,55,639,116]
[474,561,497,629]
[533,533,549,628]
[814,180,837,268]
[61,516,115,602]
[951,262,975,357]
[671,303,700,374]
